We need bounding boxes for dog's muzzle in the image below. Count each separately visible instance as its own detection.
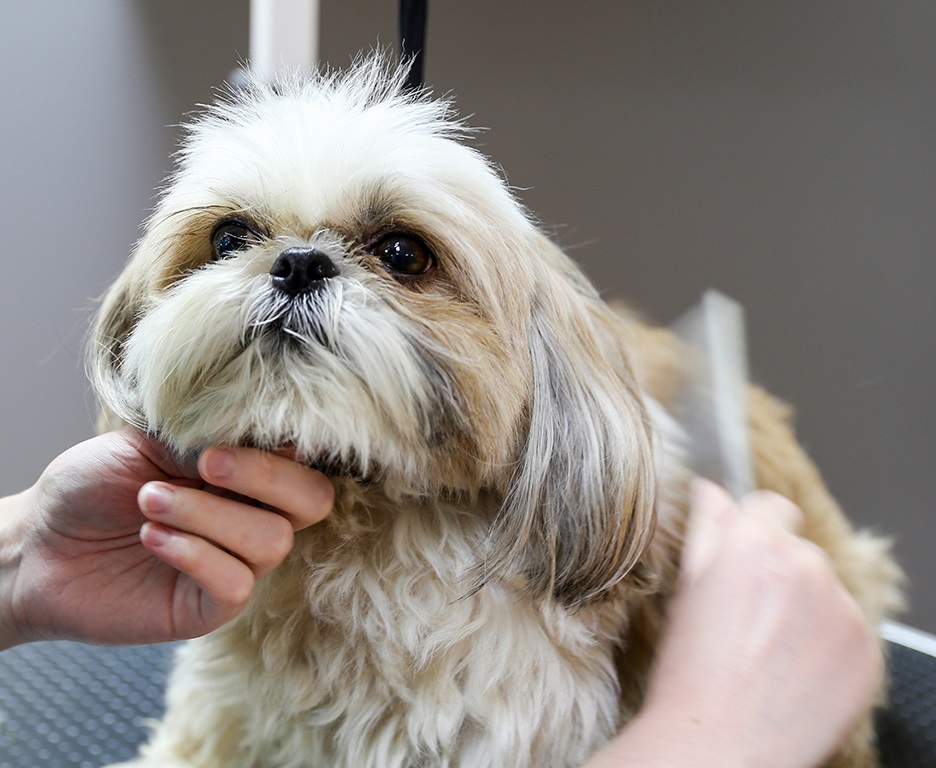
[245,247,342,346]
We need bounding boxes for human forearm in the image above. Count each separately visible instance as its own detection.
[0,488,31,650]
[581,710,744,768]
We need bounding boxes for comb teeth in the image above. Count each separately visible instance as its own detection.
[670,290,755,499]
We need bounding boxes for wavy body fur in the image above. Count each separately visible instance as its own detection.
[92,57,902,768]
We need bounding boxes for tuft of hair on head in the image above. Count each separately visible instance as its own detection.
[194,49,469,152]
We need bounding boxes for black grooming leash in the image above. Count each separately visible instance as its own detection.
[399,0,428,90]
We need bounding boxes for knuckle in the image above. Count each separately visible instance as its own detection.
[212,565,255,609]
[735,516,776,553]
[251,516,294,568]
[315,474,336,516]
[268,522,295,563]
[219,579,254,611]
[789,539,834,581]
[733,520,826,583]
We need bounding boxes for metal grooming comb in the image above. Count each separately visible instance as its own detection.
[670,290,756,498]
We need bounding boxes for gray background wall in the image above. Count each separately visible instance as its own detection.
[1,1,932,631]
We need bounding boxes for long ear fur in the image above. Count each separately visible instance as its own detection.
[87,268,145,433]
[485,240,658,607]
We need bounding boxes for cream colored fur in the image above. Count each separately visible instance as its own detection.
[92,56,902,768]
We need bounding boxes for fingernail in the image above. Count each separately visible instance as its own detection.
[140,521,172,548]
[202,447,236,480]
[139,483,175,516]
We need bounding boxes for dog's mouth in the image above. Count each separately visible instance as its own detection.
[243,318,330,356]
[244,288,340,352]
[157,436,372,485]
[263,443,371,482]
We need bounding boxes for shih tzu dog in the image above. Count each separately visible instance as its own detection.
[91,56,902,768]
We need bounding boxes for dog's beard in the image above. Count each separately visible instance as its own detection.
[116,257,453,483]
[247,285,344,350]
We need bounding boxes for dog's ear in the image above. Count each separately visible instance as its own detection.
[485,238,658,607]
[87,267,144,432]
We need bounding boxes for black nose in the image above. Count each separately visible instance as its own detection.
[269,248,340,296]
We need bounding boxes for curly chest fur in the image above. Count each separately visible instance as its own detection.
[91,58,902,768]
[153,489,643,768]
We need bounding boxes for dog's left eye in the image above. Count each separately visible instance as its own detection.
[371,234,435,276]
[211,219,262,259]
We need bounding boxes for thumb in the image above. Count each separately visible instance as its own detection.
[681,479,739,579]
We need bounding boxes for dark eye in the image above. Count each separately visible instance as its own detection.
[211,218,262,259]
[371,234,434,276]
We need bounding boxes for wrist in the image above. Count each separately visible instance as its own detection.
[0,489,32,650]
[582,708,747,768]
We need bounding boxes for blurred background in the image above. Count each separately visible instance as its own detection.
[0,1,932,630]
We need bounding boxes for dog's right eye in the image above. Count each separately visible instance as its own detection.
[211,219,262,259]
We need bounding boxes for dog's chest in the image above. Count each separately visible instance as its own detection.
[223,496,629,767]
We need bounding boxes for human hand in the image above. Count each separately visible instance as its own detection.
[583,480,881,768]
[0,427,333,649]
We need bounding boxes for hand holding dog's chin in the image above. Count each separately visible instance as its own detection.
[582,480,881,768]
[0,427,333,650]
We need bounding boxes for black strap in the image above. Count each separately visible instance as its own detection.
[399,0,428,91]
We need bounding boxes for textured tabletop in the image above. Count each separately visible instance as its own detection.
[0,641,176,768]
[0,634,933,767]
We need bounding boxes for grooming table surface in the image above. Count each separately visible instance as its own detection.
[0,641,176,767]
[0,633,933,767]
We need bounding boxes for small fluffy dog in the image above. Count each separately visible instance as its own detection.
[92,57,902,768]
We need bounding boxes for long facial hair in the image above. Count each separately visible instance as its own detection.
[88,56,658,607]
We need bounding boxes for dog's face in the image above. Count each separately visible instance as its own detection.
[90,58,656,606]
